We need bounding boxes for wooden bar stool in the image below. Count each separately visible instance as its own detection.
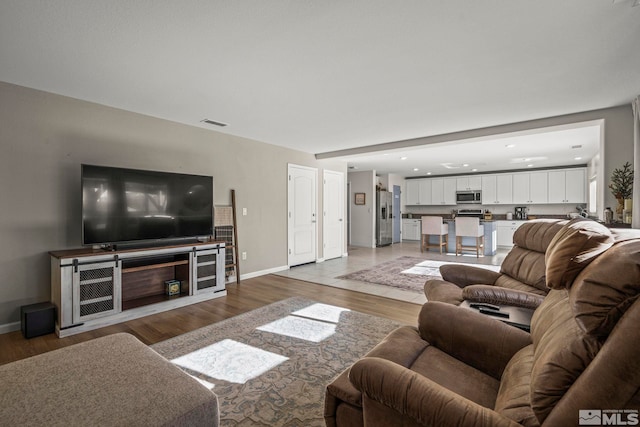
[421,216,449,253]
[455,217,484,257]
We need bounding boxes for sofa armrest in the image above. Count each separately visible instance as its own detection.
[349,358,520,427]
[418,302,531,379]
[440,264,501,287]
[462,285,545,309]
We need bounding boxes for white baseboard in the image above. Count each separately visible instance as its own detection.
[240,265,290,281]
[316,258,325,263]
[0,321,21,335]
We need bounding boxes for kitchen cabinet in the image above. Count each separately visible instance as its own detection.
[456,176,482,191]
[496,220,526,248]
[405,179,432,205]
[431,177,457,205]
[402,219,421,241]
[481,174,513,204]
[548,169,586,203]
[512,171,548,204]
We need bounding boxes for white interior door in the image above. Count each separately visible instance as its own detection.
[323,170,344,260]
[288,164,317,266]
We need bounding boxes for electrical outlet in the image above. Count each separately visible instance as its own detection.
[242,207,247,216]
[242,251,247,260]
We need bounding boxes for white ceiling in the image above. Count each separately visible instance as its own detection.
[0,1,638,175]
[344,121,602,177]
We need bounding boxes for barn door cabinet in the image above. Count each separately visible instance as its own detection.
[51,241,225,337]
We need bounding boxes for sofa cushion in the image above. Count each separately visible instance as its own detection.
[570,239,640,337]
[410,346,500,409]
[499,247,548,292]
[545,218,613,290]
[494,345,538,427]
[529,290,603,424]
[512,219,567,254]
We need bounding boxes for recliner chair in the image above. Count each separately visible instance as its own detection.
[425,219,568,309]
[325,223,640,427]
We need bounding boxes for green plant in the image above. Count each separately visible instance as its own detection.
[609,161,634,199]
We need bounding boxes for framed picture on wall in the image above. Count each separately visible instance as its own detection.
[355,193,366,205]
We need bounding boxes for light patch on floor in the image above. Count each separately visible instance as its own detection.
[257,315,337,343]
[292,303,351,323]
[402,260,501,276]
[171,339,288,384]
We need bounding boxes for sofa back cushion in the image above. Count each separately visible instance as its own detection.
[545,219,613,290]
[527,237,640,424]
[529,290,603,424]
[500,220,566,292]
[570,239,640,337]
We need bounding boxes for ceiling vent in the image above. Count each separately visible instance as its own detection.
[200,119,228,127]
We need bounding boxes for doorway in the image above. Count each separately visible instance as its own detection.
[287,164,318,266]
[323,170,344,260]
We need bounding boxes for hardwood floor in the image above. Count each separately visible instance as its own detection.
[0,274,422,366]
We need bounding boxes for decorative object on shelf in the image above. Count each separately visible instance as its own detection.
[609,162,634,220]
[355,193,366,205]
[165,279,181,296]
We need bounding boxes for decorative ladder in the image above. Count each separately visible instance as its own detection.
[214,189,240,284]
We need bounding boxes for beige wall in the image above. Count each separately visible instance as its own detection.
[0,82,346,328]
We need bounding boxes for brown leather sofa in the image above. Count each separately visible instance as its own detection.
[424,219,569,309]
[325,220,640,427]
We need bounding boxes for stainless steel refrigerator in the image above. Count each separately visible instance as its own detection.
[376,191,393,246]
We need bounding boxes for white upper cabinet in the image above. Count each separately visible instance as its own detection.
[406,179,432,205]
[406,180,420,205]
[513,171,548,204]
[432,178,457,205]
[456,176,482,191]
[548,169,586,203]
[482,174,513,204]
[406,167,584,206]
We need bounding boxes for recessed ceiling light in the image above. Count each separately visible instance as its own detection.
[505,144,515,148]
[527,164,534,168]
[471,168,478,172]
[400,156,408,160]
[574,156,582,160]
[426,172,432,175]
[524,158,531,162]
[462,163,469,167]
[413,168,419,171]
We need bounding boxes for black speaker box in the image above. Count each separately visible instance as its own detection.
[21,302,56,338]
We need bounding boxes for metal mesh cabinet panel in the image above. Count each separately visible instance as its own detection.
[73,261,121,323]
[192,247,225,294]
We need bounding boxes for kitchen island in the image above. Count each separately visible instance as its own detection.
[420,219,497,256]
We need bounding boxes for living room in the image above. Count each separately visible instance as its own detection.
[1,1,639,425]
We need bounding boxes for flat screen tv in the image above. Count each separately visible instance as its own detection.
[82,164,214,246]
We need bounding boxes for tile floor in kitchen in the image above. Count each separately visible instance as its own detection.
[275,241,510,305]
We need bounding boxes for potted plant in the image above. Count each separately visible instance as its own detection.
[609,161,634,220]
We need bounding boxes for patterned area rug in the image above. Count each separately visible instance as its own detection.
[151,297,402,426]
[337,256,501,294]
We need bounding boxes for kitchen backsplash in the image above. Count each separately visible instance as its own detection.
[404,203,588,218]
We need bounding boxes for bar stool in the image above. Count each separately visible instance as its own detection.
[455,217,484,257]
[421,216,449,254]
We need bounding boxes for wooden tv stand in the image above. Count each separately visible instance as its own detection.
[50,241,226,337]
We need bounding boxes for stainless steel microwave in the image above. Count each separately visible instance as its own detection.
[456,190,482,204]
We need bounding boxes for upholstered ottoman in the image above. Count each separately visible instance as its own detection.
[0,333,219,426]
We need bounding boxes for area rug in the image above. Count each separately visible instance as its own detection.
[337,256,501,294]
[151,297,402,426]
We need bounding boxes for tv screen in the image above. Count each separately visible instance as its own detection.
[82,164,214,246]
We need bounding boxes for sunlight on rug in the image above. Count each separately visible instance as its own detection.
[337,256,501,294]
[151,297,401,426]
